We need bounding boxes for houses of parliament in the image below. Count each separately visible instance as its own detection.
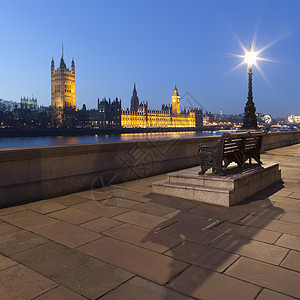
[51,50,202,128]
[121,84,202,128]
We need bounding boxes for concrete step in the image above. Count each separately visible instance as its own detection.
[152,179,232,207]
[152,163,281,207]
[168,173,234,189]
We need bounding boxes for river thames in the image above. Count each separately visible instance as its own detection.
[0,131,227,149]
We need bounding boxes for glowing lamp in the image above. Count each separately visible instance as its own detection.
[244,45,257,67]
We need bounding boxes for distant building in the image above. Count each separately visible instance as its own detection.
[287,115,300,124]
[20,97,37,110]
[203,112,215,125]
[97,97,121,127]
[121,84,203,128]
[51,49,75,109]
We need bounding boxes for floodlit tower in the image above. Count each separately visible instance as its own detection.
[51,47,75,109]
[171,84,180,115]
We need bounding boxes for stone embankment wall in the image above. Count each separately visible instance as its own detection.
[1,131,300,207]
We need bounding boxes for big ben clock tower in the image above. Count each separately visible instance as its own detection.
[171,84,180,115]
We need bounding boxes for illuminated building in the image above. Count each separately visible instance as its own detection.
[121,84,203,128]
[51,48,75,109]
[20,97,37,110]
[98,97,121,127]
[288,115,300,124]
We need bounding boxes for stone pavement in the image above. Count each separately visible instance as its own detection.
[0,143,300,300]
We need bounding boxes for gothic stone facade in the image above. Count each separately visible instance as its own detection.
[122,84,202,128]
[51,55,75,109]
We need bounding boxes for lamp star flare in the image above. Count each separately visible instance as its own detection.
[241,45,260,131]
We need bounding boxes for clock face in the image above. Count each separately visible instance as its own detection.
[173,99,176,103]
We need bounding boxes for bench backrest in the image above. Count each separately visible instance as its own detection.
[223,133,262,156]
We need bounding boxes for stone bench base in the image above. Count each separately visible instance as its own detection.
[152,163,281,207]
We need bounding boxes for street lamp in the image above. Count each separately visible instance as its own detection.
[241,45,260,130]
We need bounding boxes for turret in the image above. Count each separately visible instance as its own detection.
[71,58,75,74]
[51,58,55,73]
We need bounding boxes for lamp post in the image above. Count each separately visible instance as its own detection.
[241,45,259,130]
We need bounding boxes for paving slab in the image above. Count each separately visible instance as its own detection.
[275,234,300,251]
[100,276,193,300]
[239,214,300,237]
[113,210,176,230]
[132,202,176,216]
[0,230,48,256]
[25,200,67,214]
[98,197,141,208]
[146,193,200,211]
[256,289,295,300]
[160,222,224,246]
[0,210,58,230]
[33,221,101,248]
[104,223,183,253]
[0,205,25,216]
[188,204,247,223]
[289,192,300,199]
[47,207,103,225]
[280,250,300,272]
[34,286,87,300]
[165,240,239,272]
[72,200,128,217]
[0,222,21,237]
[280,211,300,224]
[121,192,153,203]
[0,264,57,300]
[269,195,300,206]
[212,221,281,244]
[78,236,188,285]
[211,233,288,265]
[51,194,89,206]
[168,265,260,300]
[225,257,300,299]
[161,211,220,228]
[51,255,133,299]
[0,254,18,271]
[249,206,286,220]
[12,242,90,277]
[73,189,113,201]
[80,217,122,233]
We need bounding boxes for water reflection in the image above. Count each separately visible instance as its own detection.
[120,131,199,141]
[0,130,226,149]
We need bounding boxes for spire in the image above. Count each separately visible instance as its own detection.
[173,84,179,96]
[130,82,139,112]
[60,44,66,69]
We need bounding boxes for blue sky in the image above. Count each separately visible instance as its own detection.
[0,0,299,117]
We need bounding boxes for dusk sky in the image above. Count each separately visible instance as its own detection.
[0,0,299,117]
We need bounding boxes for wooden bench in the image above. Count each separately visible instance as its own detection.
[198,132,263,175]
